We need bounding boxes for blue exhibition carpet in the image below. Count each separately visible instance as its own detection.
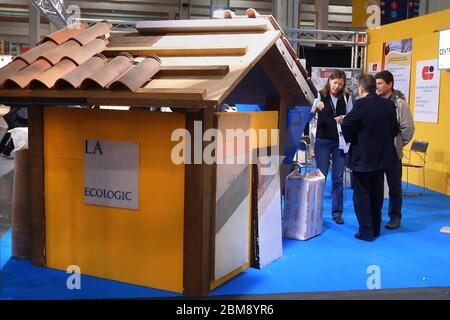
[1,182,449,299]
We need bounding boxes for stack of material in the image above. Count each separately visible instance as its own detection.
[252,157,282,268]
[214,114,251,281]
[11,149,30,259]
[283,169,325,240]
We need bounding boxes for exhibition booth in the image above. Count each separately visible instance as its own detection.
[0,7,449,299]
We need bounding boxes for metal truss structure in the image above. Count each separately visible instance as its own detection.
[285,28,368,70]
[75,18,137,33]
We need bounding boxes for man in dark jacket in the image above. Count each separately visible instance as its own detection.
[341,75,399,241]
[375,71,415,229]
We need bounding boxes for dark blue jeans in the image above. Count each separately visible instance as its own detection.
[314,138,346,218]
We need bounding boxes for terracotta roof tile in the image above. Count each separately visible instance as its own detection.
[29,59,78,89]
[80,52,133,89]
[0,20,113,90]
[54,54,108,89]
[221,8,260,19]
[70,21,112,45]
[39,40,82,65]
[4,59,52,89]
[108,55,161,92]
[246,8,260,18]
[42,21,88,45]
[223,10,235,19]
[15,41,58,65]
[0,59,29,88]
[0,19,165,93]
[65,36,108,65]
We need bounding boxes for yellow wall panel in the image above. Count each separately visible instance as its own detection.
[248,111,280,149]
[367,9,450,194]
[215,111,279,149]
[44,108,185,292]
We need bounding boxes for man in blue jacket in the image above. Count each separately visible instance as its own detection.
[341,75,399,242]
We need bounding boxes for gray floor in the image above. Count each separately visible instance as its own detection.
[208,286,450,300]
[158,286,450,300]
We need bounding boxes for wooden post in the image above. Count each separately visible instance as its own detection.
[265,96,281,111]
[278,98,289,194]
[28,106,46,266]
[183,107,217,297]
[260,56,294,195]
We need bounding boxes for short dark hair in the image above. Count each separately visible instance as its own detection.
[358,74,376,93]
[375,70,394,88]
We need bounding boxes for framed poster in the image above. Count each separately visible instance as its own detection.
[382,38,413,102]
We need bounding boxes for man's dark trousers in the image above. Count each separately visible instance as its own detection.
[385,160,402,220]
[352,170,384,239]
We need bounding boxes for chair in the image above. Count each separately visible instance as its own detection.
[402,140,429,195]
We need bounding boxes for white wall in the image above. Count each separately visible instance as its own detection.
[420,0,450,15]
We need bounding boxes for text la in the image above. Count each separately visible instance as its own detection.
[85,140,103,155]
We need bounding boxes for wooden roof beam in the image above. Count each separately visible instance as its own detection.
[0,88,215,108]
[103,46,247,57]
[158,65,230,77]
[135,19,269,33]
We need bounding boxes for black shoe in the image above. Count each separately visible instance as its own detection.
[354,233,374,242]
[333,216,344,224]
[385,218,401,229]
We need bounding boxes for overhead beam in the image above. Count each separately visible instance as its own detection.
[273,0,288,30]
[29,2,40,48]
[315,0,329,30]
[66,0,179,16]
[287,0,300,29]
[179,0,191,19]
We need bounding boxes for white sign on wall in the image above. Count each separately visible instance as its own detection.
[439,29,450,70]
[368,62,381,75]
[0,55,13,68]
[414,59,441,123]
[84,140,139,210]
[383,38,413,102]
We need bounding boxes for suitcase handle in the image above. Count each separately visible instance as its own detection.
[293,139,310,174]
